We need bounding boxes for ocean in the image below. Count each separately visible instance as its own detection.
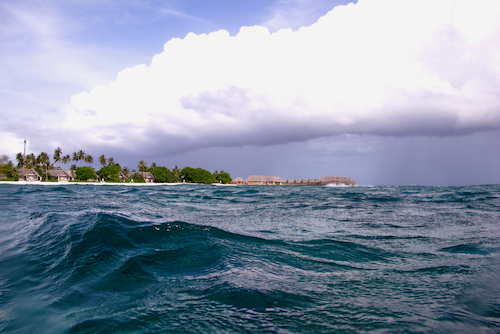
[0,183,499,333]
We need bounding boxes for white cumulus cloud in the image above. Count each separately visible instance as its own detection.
[63,0,500,154]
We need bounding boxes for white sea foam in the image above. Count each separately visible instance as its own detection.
[322,183,353,188]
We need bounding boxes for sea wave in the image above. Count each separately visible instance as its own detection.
[0,184,499,332]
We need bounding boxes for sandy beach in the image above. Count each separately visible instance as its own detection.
[0,181,236,186]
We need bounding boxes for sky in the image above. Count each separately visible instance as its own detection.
[1,0,499,186]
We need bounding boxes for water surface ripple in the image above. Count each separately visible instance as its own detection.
[1,184,499,333]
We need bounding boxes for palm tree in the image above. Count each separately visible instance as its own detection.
[122,166,130,176]
[72,152,78,167]
[43,152,51,174]
[37,152,50,181]
[99,154,106,166]
[62,155,70,170]
[25,153,36,169]
[16,152,25,169]
[150,162,157,169]
[138,160,148,172]
[107,157,115,166]
[53,147,62,168]
[78,150,85,167]
[172,165,180,181]
[85,154,94,166]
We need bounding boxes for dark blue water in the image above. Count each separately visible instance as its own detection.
[1,184,499,333]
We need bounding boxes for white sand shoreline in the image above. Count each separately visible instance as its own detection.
[0,181,236,186]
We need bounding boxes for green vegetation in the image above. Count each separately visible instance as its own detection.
[130,172,146,183]
[138,160,148,172]
[181,167,216,184]
[75,167,97,181]
[0,155,17,180]
[53,147,62,168]
[99,154,106,166]
[149,166,176,183]
[36,152,50,181]
[8,147,232,184]
[97,165,122,182]
[213,170,232,184]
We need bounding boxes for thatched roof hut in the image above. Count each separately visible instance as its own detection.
[229,177,246,185]
[18,168,41,182]
[246,175,284,185]
[47,170,73,182]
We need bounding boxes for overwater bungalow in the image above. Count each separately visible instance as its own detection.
[242,175,357,186]
[246,175,284,185]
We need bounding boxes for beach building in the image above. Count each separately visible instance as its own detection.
[244,175,357,186]
[118,172,128,182]
[138,172,155,183]
[268,176,284,185]
[229,177,246,185]
[18,168,41,182]
[283,178,319,185]
[47,170,74,182]
[246,175,284,185]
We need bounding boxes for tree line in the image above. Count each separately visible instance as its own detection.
[1,148,232,184]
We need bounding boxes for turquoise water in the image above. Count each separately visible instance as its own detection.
[0,184,499,333]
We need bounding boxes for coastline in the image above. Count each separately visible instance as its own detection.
[0,181,358,187]
[0,181,188,186]
[0,181,361,187]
